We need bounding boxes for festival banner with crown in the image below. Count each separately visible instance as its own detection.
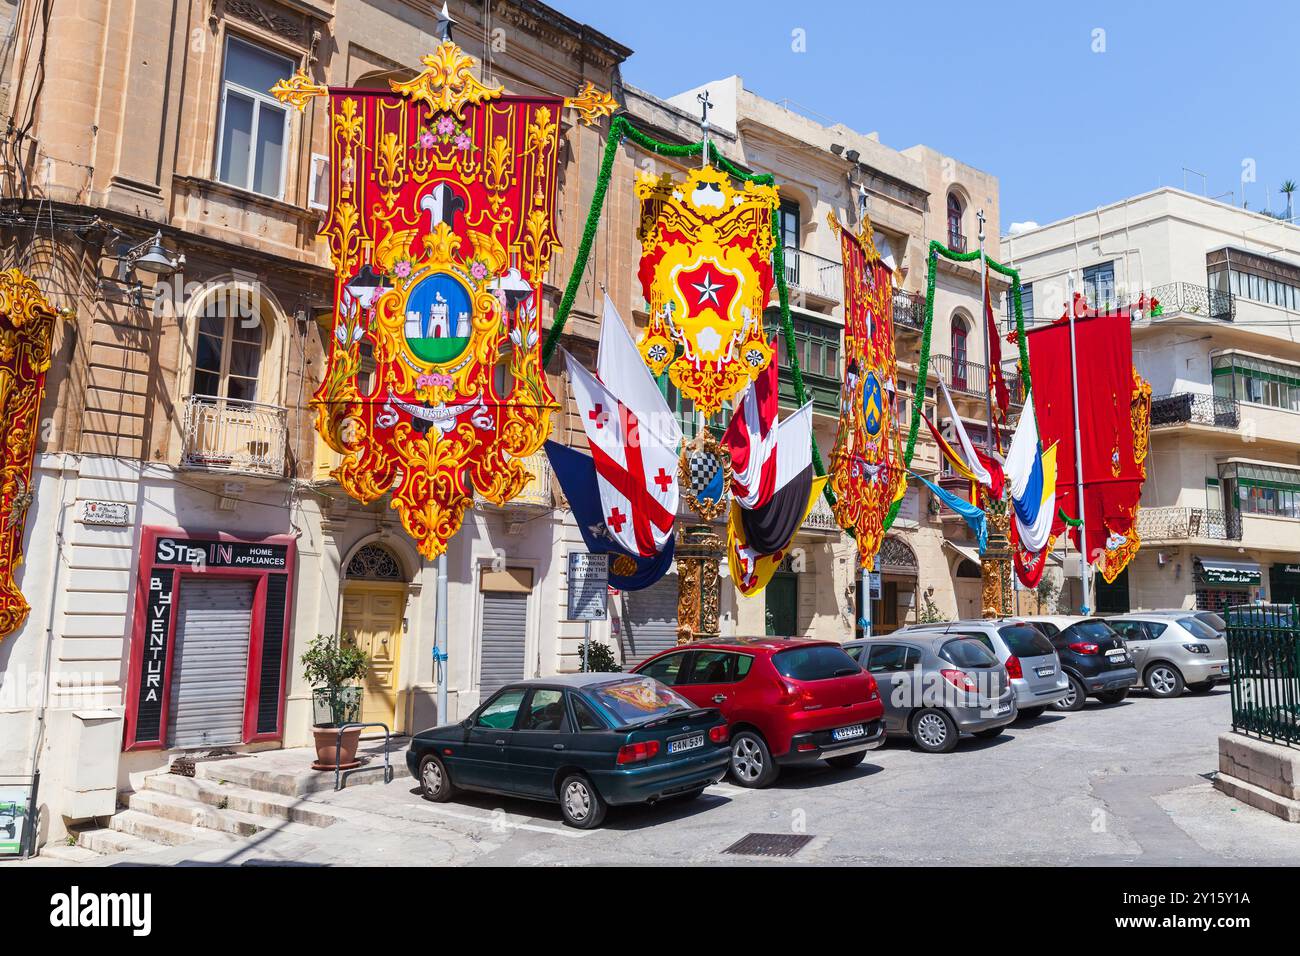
[634,166,779,417]
[827,212,903,571]
[274,42,615,558]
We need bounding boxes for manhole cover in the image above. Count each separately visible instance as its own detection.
[721,833,814,858]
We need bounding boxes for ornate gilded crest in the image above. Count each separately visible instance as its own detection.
[275,41,615,558]
[634,165,779,416]
[0,269,58,640]
[827,211,902,571]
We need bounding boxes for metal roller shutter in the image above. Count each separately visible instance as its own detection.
[619,573,679,667]
[167,578,255,749]
[479,591,527,697]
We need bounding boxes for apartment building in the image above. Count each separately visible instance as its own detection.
[1002,187,1300,613]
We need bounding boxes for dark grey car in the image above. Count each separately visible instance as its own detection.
[843,634,1016,753]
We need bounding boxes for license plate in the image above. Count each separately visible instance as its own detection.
[996,703,1012,715]
[832,724,864,741]
[668,734,704,754]
[1035,666,1055,678]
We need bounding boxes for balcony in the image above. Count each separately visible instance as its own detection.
[181,395,288,477]
[1150,392,1240,430]
[1136,506,1242,543]
[947,233,967,254]
[893,290,926,333]
[476,449,552,510]
[800,490,840,535]
[1148,282,1235,322]
[783,246,843,304]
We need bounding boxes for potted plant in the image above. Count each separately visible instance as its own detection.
[301,633,370,771]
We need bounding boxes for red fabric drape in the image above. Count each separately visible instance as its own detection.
[1026,308,1143,564]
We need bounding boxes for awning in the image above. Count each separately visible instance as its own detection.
[943,540,982,568]
[1195,556,1262,587]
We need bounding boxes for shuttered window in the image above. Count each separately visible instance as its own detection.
[618,573,679,667]
[166,579,255,749]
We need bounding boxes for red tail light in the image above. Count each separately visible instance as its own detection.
[616,740,660,764]
[864,673,880,702]
[1069,641,1100,655]
[708,724,728,744]
[1005,655,1023,679]
[941,669,978,692]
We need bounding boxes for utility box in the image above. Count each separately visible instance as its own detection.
[57,710,122,819]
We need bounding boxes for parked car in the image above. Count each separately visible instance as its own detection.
[1140,609,1227,637]
[1018,616,1138,710]
[1105,613,1230,698]
[897,620,1070,717]
[843,633,1017,753]
[631,638,885,788]
[405,674,729,828]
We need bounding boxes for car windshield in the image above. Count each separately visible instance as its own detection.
[1061,620,1120,643]
[772,645,861,681]
[1179,617,1221,641]
[587,677,696,726]
[939,638,998,668]
[999,625,1055,657]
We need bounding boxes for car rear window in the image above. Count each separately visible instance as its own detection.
[1061,620,1120,643]
[772,645,861,681]
[999,625,1055,657]
[1179,617,1220,641]
[1196,611,1226,632]
[939,638,998,668]
[588,677,696,726]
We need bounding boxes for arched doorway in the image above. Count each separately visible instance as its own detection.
[955,558,982,619]
[341,542,410,732]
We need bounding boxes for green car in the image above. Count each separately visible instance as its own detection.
[406,673,730,828]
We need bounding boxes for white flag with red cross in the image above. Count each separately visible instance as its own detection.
[564,296,682,557]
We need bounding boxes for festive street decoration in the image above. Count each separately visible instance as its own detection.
[272,40,615,559]
[0,269,58,641]
[1004,391,1059,588]
[828,210,903,570]
[634,165,779,416]
[1026,297,1151,584]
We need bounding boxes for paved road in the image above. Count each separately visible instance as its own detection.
[38,683,1300,868]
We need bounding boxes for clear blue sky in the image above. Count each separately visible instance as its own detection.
[553,0,1299,231]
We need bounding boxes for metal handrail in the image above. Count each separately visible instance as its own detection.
[333,722,394,792]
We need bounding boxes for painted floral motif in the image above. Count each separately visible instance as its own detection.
[422,111,473,151]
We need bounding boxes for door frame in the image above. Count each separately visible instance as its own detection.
[339,577,410,734]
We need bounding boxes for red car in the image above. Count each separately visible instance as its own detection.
[632,638,885,788]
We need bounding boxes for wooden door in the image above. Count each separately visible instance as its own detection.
[341,582,406,733]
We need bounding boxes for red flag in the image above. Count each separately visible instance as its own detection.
[984,271,1010,433]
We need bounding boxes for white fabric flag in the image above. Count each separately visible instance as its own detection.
[938,377,994,488]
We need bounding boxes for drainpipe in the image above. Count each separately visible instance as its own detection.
[434,552,448,723]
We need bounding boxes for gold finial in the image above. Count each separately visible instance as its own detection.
[564,81,619,127]
[390,41,502,115]
[270,70,327,112]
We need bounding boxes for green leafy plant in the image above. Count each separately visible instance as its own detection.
[917,592,948,624]
[1282,180,1296,221]
[301,633,369,727]
[582,641,621,673]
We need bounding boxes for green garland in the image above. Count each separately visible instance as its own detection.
[1058,508,1083,528]
[881,240,1032,531]
[539,115,828,496]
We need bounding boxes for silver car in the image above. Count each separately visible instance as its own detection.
[897,619,1071,716]
[843,633,1017,753]
[1106,613,1230,698]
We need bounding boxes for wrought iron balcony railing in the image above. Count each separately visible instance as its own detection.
[783,246,843,302]
[181,394,288,477]
[1150,392,1240,429]
[1136,506,1242,542]
[1147,282,1235,321]
[893,290,926,332]
[801,490,840,534]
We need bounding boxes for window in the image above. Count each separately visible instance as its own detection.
[866,644,921,673]
[476,688,526,728]
[589,678,695,726]
[193,298,264,402]
[518,689,568,732]
[216,36,294,199]
[951,316,969,389]
[946,193,964,250]
[771,645,860,681]
[939,638,997,668]
[682,650,738,685]
[1225,268,1300,311]
[997,625,1055,657]
[637,651,689,686]
[1212,353,1300,412]
[778,200,801,251]
[571,693,608,732]
[1006,283,1033,329]
[1082,261,1116,310]
[1223,461,1300,518]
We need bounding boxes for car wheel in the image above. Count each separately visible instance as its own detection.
[729,731,778,788]
[911,708,959,754]
[1018,705,1048,720]
[972,727,1004,740]
[825,750,867,770]
[1145,662,1185,698]
[1054,674,1087,712]
[418,754,455,802]
[558,774,607,829]
[1187,680,1215,694]
[1096,688,1129,705]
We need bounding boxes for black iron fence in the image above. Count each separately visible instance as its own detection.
[1226,604,1300,747]
[1150,392,1241,429]
[893,290,926,332]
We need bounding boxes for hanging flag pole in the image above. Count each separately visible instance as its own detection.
[1066,271,1092,615]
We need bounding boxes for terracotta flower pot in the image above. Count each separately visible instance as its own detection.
[312,724,363,771]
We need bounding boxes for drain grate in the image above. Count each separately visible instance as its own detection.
[721,832,814,858]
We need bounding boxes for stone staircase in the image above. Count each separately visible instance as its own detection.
[58,764,344,861]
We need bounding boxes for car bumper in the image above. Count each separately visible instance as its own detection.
[1081,666,1138,693]
[951,698,1017,732]
[592,747,729,806]
[405,746,420,780]
[1011,676,1070,708]
[1182,659,1231,683]
[777,719,886,765]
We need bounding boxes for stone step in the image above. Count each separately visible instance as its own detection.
[76,826,165,856]
[123,790,266,837]
[39,842,103,864]
[143,773,340,828]
[194,754,394,797]
[108,809,237,847]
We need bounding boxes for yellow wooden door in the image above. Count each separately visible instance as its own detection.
[341,582,406,733]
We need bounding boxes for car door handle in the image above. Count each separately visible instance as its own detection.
[494,739,505,746]
[712,694,727,704]
[552,744,565,751]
